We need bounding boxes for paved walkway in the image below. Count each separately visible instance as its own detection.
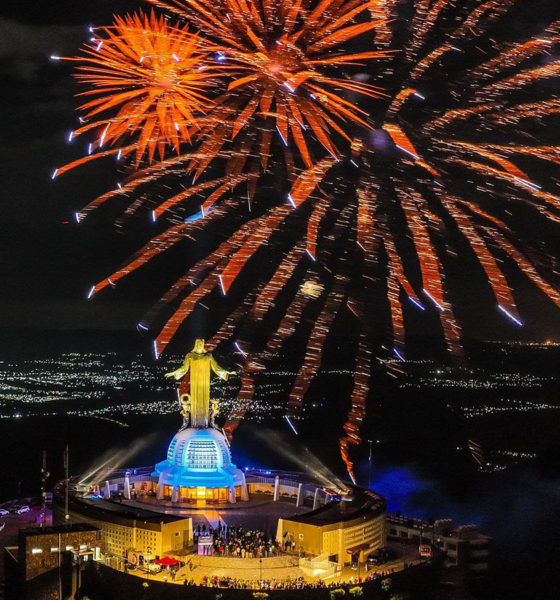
[175,554,306,583]
[120,497,307,537]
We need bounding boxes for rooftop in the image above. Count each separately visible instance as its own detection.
[20,523,99,537]
[284,488,386,526]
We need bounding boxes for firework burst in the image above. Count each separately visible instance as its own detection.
[144,0,389,170]
[55,11,220,171]
[55,0,560,480]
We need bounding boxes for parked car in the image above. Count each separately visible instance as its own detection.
[0,508,10,516]
[14,505,30,514]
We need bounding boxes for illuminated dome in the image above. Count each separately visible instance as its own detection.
[152,427,248,503]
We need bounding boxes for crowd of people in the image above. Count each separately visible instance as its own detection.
[183,570,395,590]
[194,523,281,558]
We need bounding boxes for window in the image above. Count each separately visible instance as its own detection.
[31,548,43,554]
[185,439,219,469]
[400,532,408,538]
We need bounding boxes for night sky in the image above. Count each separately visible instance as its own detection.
[1,5,560,597]
[2,0,560,349]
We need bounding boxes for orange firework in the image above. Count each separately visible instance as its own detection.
[55,1,560,482]
[147,0,389,168]
[54,0,388,218]
[54,11,220,172]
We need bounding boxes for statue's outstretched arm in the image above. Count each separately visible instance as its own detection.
[209,355,234,380]
[165,355,191,380]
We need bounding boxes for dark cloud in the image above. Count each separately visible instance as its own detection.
[0,17,82,57]
[0,17,83,82]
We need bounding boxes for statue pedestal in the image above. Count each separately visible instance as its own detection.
[152,427,248,505]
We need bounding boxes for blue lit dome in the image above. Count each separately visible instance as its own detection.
[152,427,247,494]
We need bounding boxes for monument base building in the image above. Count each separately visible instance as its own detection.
[53,469,386,571]
[51,343,386,577]
[153,427,248,504]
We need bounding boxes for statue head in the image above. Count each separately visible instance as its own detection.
[193,338,206,354]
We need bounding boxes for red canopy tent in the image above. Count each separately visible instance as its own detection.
[154,556,180,566]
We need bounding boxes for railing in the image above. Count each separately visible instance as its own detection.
[387,513,430,529]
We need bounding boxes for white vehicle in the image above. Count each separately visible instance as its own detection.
[15,505,30,514]
[0,508,9,516]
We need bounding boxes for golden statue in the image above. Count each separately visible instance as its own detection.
[166,339,234,428]
[210,399,220,427]
[179,393,191,428]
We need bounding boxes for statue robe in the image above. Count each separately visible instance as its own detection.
[176,351,229,427]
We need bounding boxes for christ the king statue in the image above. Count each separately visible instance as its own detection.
[165,339,234,428]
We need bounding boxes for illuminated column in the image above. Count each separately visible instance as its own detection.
[273,476,280,502]
[123,473,131,500]
[171,485,179,503]
[157,473,165,500]
[103,481,111,500]
[313,487,320,510]
[228,485,236,504]
[240,473,249,501]
[296,483,303,507]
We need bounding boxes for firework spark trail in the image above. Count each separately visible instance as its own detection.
[450,159,560,220]
[88,198,241,298]
[287,281,348,417]
[154,207,295,353]
[370,0,398,47]
[340,309,371,482]
[473,60,560,104]
[395,186,463,357]
[436,192,519,315]
[224,374,256,442]
[456,26,560,87]
[249,244,306,320]
[223,289,312,438]
[489,231,560,308]
[306,197,330,259]
[287,204,356,418]
[381,218,423,313]
[356,181,377,255]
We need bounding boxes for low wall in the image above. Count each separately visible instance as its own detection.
[80,560,439,600]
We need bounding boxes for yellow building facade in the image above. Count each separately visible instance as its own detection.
[277,505,386,565]
[52,500,192,566]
